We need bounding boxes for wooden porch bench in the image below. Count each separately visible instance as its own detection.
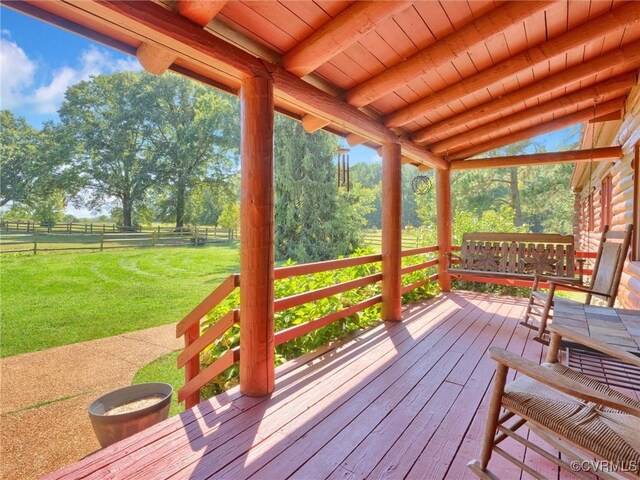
[448,233,585,284]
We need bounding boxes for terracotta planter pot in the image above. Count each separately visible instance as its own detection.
[88,383,173,448]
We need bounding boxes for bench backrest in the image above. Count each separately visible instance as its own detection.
[459,233,575,277]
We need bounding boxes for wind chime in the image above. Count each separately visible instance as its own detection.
[337,147,350,192]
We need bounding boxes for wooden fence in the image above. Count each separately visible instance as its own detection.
[1,220,238,236]
[0,227,238,254]
[176,246,439,408]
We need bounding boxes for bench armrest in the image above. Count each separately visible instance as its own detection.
[488,347,640,417]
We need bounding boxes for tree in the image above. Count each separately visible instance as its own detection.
[218,201,239,229]
[0,110,39,207]
[274,116,372,263]
[144,74,239,228]
[59,72,161,228]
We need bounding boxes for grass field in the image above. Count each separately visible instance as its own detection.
[0,245,239,357]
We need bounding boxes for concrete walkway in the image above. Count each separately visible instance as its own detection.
[0,324,182,480]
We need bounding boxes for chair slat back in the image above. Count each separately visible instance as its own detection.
[587,225,633,306]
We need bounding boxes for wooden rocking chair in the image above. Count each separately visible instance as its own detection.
[521,224,633,341]
[468,324,640,480]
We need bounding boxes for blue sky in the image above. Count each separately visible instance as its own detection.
[1,6,579,171]
[0,7,382,165]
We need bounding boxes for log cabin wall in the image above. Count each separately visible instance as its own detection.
[573,79,640,309]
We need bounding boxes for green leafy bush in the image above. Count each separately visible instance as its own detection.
[198,247,439,398]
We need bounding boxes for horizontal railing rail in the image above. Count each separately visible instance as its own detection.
[176,247,439,408]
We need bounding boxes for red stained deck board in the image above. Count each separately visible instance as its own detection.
[256,297,497,480]
[403,301,526,480]
[45,293,607,480]
[444,311,534,480]
[177,295,480,479]
[291,298,516,480]
[103,297,467,479]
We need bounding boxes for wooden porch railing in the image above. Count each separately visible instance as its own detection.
[176,247,439,408]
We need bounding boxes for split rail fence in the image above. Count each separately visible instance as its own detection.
[0,223,238,254]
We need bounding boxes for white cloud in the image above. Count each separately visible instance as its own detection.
[0,32,36,109]
[0,32,141,114]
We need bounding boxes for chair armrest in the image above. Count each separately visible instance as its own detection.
[547,281,609,297]
[488,347,640,417]
[548,324,640,368]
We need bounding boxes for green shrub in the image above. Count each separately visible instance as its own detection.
[198,247,439,398]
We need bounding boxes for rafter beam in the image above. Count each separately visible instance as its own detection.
[301,114,330,133]
[431,73,636,155]
[136,41,177,74]
[450,147,622,170]
[412,40,640,144]
[85,0,445,169]
[136,0,227,75]
[449,97,625,161]
[281,1,412,78]
[345,1,553,108]
[346,133,367,147]
[589,110,622,123]
[176,0,227,27]
[383,2,640,128]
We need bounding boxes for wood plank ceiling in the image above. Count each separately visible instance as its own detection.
[6,0,640,170]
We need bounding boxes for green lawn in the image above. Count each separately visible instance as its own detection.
[0,245,239,357]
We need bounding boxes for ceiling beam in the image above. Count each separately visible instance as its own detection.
[89,0,445,169]
[136,0,227,75]
[589,110,623,123]
[346,133,367,146]
[430,73,636,154]
[281,1,412,78]
[176,0,227,27]
[450,146,622,170]
[345,1,553,108]
[412,41,640,144]
[449,97,625,160]
[301,114,330,133]
[383,2,640,128]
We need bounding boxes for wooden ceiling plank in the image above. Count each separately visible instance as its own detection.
[449,97,626,160]
[136,0,226,75]
[281,1,413,78]
[82,0,445,168]
[411,39,640,143]
[384,2,640,128]
[450,146,622,170]
[345,1,554,108]
[431,73,636,154]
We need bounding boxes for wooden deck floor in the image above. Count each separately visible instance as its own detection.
[46,292,601,480]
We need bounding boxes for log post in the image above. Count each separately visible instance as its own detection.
[436,169,452,292]
[381,143,402,321]
[239,76,275,397]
